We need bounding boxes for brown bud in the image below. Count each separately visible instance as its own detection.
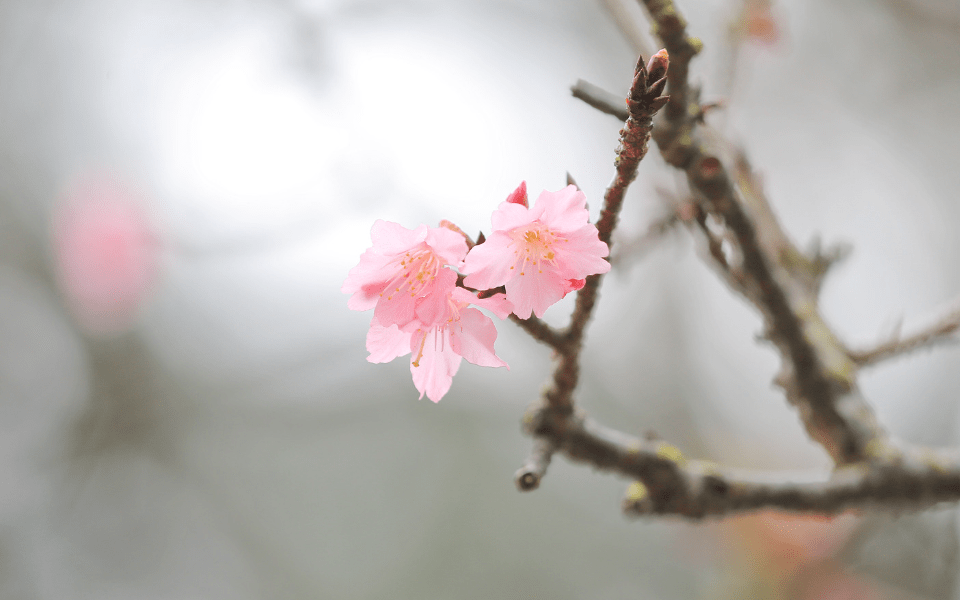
[645,49,669,84]
[646,76,667,99]
[698,156,722,180]
[649,96,670,113]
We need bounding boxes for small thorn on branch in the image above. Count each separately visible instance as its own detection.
[807,236,852,287]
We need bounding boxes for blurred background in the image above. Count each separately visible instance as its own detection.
[2,0,960,598]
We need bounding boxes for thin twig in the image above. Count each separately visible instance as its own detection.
[548,50,669,413]
[515,51,670,480]
[571,79,630,122]
[515,437,558,491]
[509,313,565,349]
[850,305,960,367]
[598,0,656,58]
[610,211,680,266]
[636,0,701,124]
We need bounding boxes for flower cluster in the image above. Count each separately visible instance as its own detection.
[343,182,610,402]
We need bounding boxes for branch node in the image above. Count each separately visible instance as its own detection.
[622,480,655,515]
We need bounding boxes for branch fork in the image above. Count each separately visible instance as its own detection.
[509,0,960,520]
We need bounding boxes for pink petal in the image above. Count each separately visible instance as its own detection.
[505,264,567,319]
[555,226,611,277]
[449,308,508,368]
[366,322,413,363]
[346,221,468,326]
[451,288,513,320]
[461,231,520,290]
[533,186,591,233]
[410,328,462,402]
[425,226,469,266]
[342,248,394,310]
[413,268,458,326]
[370,220,428,254]
[563,279,585,295]
[490,201,536,232]
[372,279,419,327]
[372,264,457,329]
[504,181,528,208]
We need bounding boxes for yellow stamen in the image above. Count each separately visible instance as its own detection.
[411,334,428,368]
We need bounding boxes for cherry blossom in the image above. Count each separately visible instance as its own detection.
[461,183,610,319]
[365,287,511,402]
[342,220,467,329]
[53,176,160,334]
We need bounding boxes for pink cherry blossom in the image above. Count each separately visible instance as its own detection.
[53,175,160,334]
[461,183,610,319]
[365,287,511,402]
[343,220,468,329]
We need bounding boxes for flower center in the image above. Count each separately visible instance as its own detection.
[511,224,559,275]
[383,247,442,301]
[411,296,465,368]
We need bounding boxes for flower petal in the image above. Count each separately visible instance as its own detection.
[504,181,528,208]
[370,220,428,254]
[505,264,567,319]
[342,246,395,311]
[491,201,536,232]
[413,268,458,326]
[534,186,590,233]
[425,226,469,266]
[555,226,611,277]
[449,308,508,368]
[451,288,513,320]
[461,231,520,291]
[410,328,462,402]
[366,322,412,363]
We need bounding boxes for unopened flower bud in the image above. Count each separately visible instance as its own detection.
[645,49,669,84]
[505,180,528,208]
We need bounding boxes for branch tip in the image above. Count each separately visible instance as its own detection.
[515,470,542,491]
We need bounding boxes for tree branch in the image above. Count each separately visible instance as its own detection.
[571,79,630,122]
[509,313,565,349]
[610,208,682,266]
[514,51,670,483]
[525,402,960,519]
[515,437,558,491]
[630,0,889,466]
[545,50,669,414]
[519,0,960,521]
[849,304,960,367]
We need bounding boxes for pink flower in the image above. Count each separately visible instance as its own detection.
[53,176,160,334]
[461,183,610,319]
[365,287,511,402]
[343,220,468,329]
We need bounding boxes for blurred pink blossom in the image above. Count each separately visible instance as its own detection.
[461,183,610,319]
[53,176,160,334]
[732,0,782,46]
